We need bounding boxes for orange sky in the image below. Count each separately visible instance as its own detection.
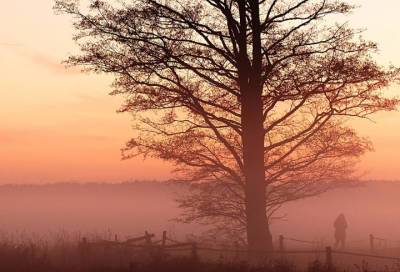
[0,0,399,184]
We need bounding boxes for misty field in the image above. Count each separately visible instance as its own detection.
[3,0,400,270]
[1,230,400,272]
[0,181,400,271]
[1,181,400,243]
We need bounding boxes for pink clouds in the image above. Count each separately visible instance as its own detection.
[1,43,82,75]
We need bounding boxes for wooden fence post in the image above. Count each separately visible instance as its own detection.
[279,235,285,252]
[145,231,153,257]
[369,234,375,252]
[162,231,167,247]
[145,231,153,244]
[326,246,333,271]
[159,231,167,260]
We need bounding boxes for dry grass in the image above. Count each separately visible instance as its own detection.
[0,232,399,272]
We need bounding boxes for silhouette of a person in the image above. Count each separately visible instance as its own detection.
[334,213,347,249]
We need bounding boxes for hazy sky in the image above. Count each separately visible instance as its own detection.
[0,0,399,184]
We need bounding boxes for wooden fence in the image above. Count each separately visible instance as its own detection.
[278,233,400,252]
[78,231,400,269]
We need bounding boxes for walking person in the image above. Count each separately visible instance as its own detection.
[334,213,348,249]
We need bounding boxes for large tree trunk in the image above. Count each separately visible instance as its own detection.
[239,0,273,256]
[242,88,273,256]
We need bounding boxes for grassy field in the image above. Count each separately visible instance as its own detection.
[0,239,324,272]
[1,182,400,271]
[1,232,399,272]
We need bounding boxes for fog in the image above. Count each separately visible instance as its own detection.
[273,181,400,248]
[0,181,399,248]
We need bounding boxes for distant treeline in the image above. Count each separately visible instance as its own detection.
[0,180,187,192]
[0,179,398,190]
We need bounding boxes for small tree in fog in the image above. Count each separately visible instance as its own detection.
[55,0,398,253]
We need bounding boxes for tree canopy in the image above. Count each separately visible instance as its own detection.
[55,0,399,252]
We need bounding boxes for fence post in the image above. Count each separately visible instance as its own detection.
[162,231,167,247]
[369,234,374,252]
[145,231,153,257]
[279,235,285,252]
[145,231,152,244]
[326,246,333,271]
[159,231,167,260]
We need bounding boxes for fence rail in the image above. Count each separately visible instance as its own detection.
[78,231,400,268]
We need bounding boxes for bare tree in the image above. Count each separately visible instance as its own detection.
[55,0,398,253]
